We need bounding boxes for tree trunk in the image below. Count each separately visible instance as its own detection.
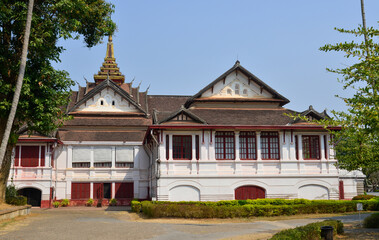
[0,144,15,202]
[0,0,34,202]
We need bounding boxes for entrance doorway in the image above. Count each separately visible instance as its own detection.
[18,188,42,206]
[235,185,265,200]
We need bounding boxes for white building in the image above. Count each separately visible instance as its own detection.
[9,37,364,207]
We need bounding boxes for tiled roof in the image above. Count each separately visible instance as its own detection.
[58,130,145,141]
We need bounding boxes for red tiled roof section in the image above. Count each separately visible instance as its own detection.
[188,108,295,126]
[148,95,190,114]
[64,116,152,126]
[58,130,145,141]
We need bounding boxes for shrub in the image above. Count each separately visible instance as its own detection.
[86,198,94,207]
[270,220,343,240]
[109,198,117,206]
[53,201,60,208]
[363,213,379,228]
[5,185,27,206]
[61,199,70,207]
[352,194,376,200]
[139,199,379,219]
[6,196,27,206]
[131,200,142,212]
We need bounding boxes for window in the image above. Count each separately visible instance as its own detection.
[324,135,328,159]
[239,131,257,160]
[215,132,235,160]
[72,162,90,168]
[173,136,192,160]
[295,135,299,160]
[18,146,44,167]
[235,84,240,95]
[115,146,134,168]
[195,135,200,160]
[72,146,91,168]
[112,100,115,106]
[260,132,280,160]
[71,183,90,200]
[166,135,169,160]
[100,100,104,105]
[302,135,320,159]
[243,89,248,95]
[94,147,112,168]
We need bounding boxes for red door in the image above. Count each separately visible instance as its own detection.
[93,183,103,199]
[235,186,265,200]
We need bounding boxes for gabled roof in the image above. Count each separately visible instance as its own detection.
[184,61,290,108]
[66,77,147,115]
[157,106,207,124]
[290,105,330,124]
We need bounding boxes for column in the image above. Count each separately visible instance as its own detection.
[256,131,263,174]
[67,146,73,168]
[111,146,116,168]
[234,132,241,175]
[191,134,197,175]
[90,182,94,199]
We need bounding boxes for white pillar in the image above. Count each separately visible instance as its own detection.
[298,135,303,160]
[111,146,116,168]
[90,182,93,199]
[235,132,240,161]
[90,146,94,168]
[67,146,73,168]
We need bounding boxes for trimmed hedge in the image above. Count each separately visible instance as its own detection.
[352,194,376,200]
[363,212,379,228]
[134,198,379,218]
[269,220,343,240]
[131,200,142,213]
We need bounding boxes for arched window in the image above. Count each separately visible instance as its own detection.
[112,100,115,106]
[100,100,104,105]
[235,84,240,95]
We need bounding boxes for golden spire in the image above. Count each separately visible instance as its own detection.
[94,35,125,85]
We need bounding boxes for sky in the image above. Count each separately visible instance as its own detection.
[52,0,379,113]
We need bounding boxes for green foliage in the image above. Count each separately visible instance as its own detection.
[363,212,379,228]
[0,0,116,143]
[61,199,70,207]
[313,25,379,172]
[5,185,26,206]
[6,196,27,206]
[131,200,142,213]
[109,198,117,206]
[86,198,94,206]
[139,199,379,219]
[352,194,376,200]
[53,201,60,208]
[269,220,343,240]
[5,185,18,199]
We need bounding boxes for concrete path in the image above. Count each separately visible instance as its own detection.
[0,207,373,240]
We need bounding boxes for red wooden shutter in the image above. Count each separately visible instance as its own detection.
[235,186,265,200]
[72,183,90,200]
[40,146,45,167]
[115,182,134,199]
[15,146,20,167]
[21,146,39,167]
[339,181,345,200]
[93,183,103,199]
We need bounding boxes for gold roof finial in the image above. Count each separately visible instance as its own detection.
[108,35,112,42]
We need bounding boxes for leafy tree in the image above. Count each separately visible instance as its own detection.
[0,0,116,201]
[316,24,379,176]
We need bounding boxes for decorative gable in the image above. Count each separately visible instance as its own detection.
[185,61,289,108]
[201,72,272,99]
[67,78,147,115]
[75,87,139,113]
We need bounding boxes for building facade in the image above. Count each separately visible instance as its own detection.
[9,37,365,207]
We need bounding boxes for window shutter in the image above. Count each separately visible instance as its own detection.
[72,147,91,163]
[115,147,134,162]
[94,147,112,163]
